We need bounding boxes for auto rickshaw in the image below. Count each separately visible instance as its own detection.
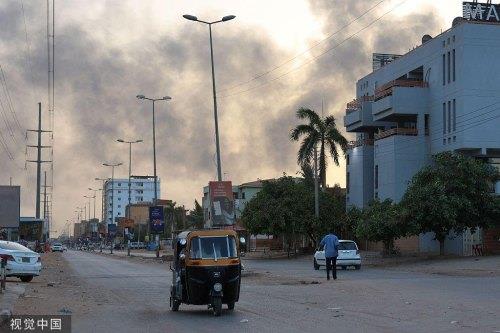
[169,229,245,316]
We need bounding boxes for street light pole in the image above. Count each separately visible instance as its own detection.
[103,162,122,254]
[183,14,236,181]
[136,95,171,203]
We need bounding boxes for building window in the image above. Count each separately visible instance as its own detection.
[118,205,121,208]
[135,197,141,201]
[453,99,456,131]
[118,190,121,194]
[452,35,455,43]
[118,197,121,201]
[442,40,445,48]
[442,54,446,85]
[118,183,121,186]
[346,172,350,194]
[452,49,456,82]
[346,154,350,165]
[453,136,456,142]
[117,212,121,216]
[443,103,446,134]
[424,114,430,136]
[447,37,450,45]
[443,138,446,145]
[448,52,451,83]
[241,192,246,200]
[448,101,451,134]
[374,166,378,190]
[138,182,143,187]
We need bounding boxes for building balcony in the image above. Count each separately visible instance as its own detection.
[347,138,374,150]
[374,127,418,140]
[372,80,429,121]
[344,96,383,132]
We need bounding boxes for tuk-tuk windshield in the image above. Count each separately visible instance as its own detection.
[190,236,237,259]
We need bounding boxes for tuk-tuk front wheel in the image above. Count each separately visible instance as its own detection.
[212,297,222,316]
[170,297,180,312]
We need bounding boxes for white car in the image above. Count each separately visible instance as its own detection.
[0,241,41,282]
[51,243,63,252]
[314,240,361,270]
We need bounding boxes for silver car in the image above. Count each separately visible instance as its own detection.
[313,240,361,270]
[0,241,41,282]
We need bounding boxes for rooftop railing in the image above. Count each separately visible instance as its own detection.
[346,95,374,114]
[374,127,418,140]
[347,138,374,149]
[374,79,428,101]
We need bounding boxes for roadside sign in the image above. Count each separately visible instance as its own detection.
[107,224,117,239]
[149,206,165,234]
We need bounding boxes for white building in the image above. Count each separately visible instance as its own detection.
[103,176,160,224]
[344,7,500,255]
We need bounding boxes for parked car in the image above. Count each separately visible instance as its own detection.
[313,240,361,270]
[0,241,41,282]
[51,243,64,252]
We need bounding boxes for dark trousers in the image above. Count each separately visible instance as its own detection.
[325,256,337,280]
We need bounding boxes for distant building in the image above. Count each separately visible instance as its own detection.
[0,185,20,241]
[103,176,160,224]
[201,178,305,224]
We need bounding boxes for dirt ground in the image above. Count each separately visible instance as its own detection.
[12,252,101,316]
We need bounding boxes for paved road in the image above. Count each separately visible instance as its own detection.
[64,251,500,333]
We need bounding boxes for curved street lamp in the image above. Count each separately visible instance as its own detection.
[182,13,236,181]
[136,96,171,203]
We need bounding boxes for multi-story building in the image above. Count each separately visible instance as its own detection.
[344,9,500,255]
[103,176,160,224]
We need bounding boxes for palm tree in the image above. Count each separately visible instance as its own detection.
[290,107,348,189]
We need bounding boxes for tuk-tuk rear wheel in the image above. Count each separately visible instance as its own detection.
[212,297,222,316]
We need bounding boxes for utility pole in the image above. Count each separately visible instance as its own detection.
[27,103,52,219]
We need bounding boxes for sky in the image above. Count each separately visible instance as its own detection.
[0,0,463,236]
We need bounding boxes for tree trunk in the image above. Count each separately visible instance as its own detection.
[320,140,327,190]
[439,239,445,256]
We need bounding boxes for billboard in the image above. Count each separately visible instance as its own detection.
[149,206,165,234]
[463,2,500,22]
[0,186,20,228]
[209,181,235,226]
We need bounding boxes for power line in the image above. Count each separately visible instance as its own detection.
[19,0,39,101]
[219,0,408,99]
[218,0,388,95]
[0,66,23,133]
[371,102,500,157]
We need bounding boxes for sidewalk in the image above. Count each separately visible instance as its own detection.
[0,283,25,324]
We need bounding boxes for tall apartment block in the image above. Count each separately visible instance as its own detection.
[344,8,500,254]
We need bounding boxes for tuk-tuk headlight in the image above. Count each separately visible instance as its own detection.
[213,283,222,292]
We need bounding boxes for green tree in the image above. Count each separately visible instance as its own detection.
[187,200,204,229]
[401,152,500,255]
[241,175,346,253]
[355,199,411,254]
[290,107,348,189]
[241,177,311,256]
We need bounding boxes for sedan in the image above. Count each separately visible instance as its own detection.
[51,243,64,252]
[314,240,361,270]
[0,241,41,282]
